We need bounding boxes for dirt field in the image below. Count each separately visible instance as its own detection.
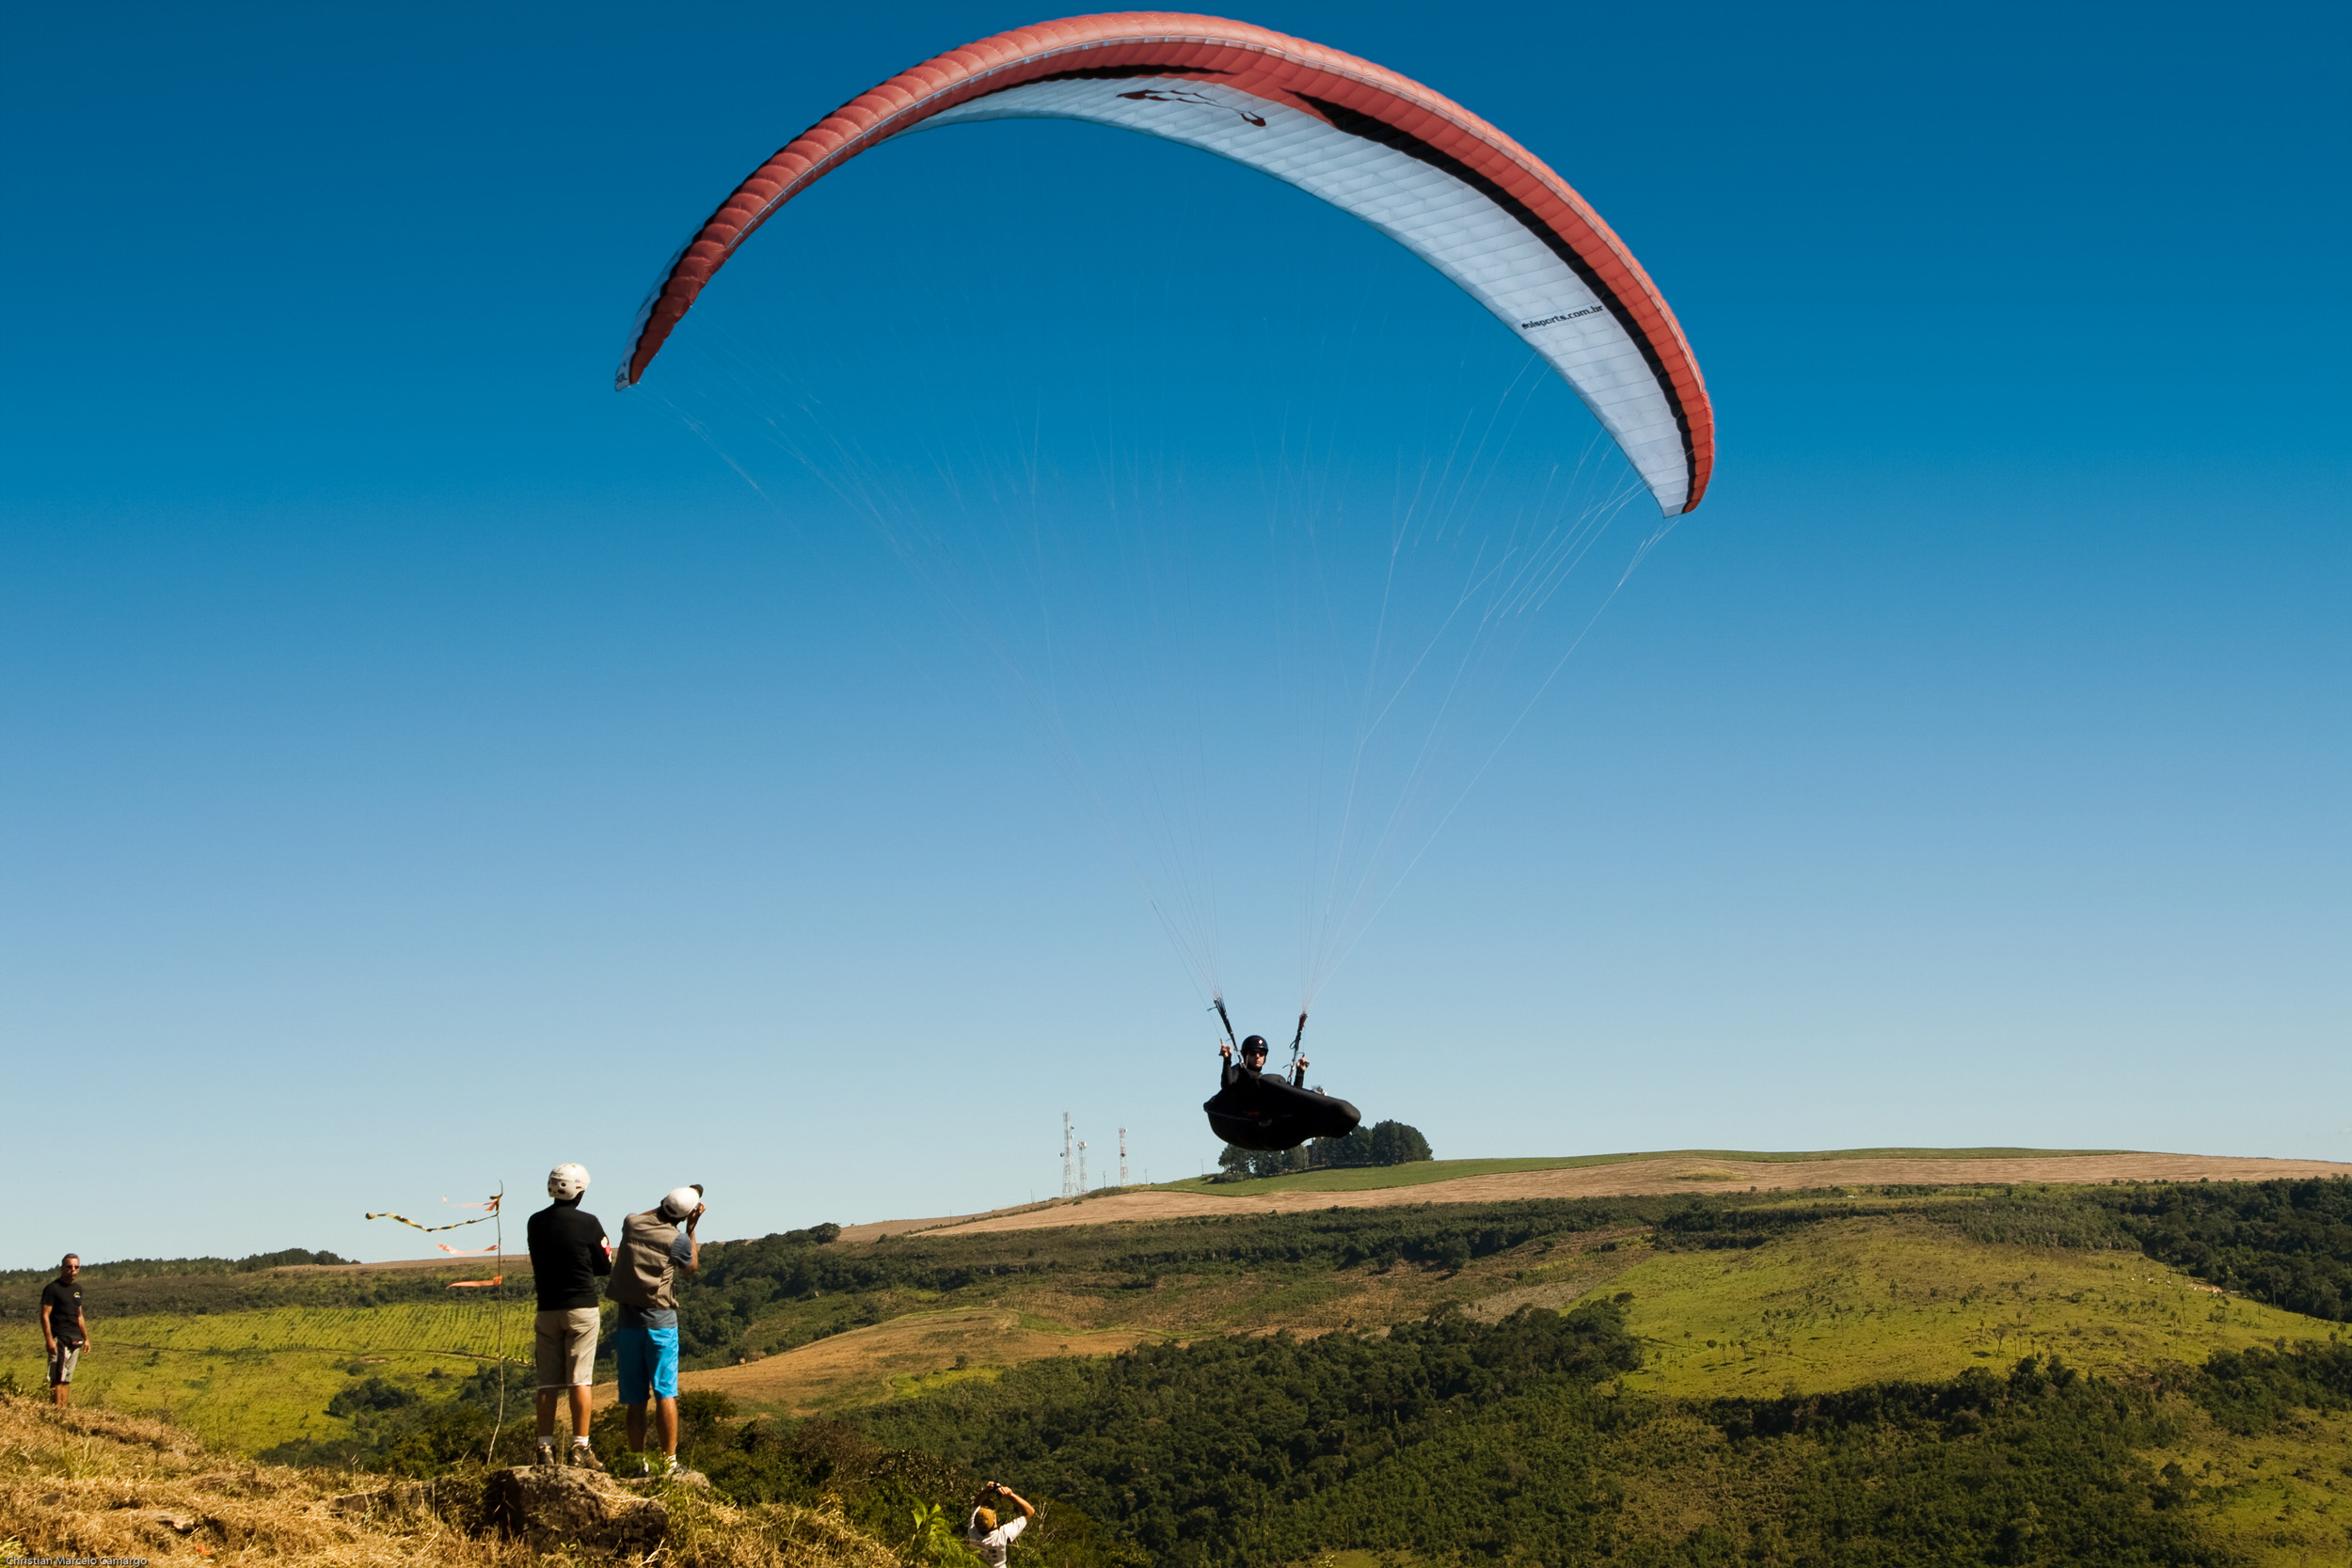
[920,1151,2352,1237]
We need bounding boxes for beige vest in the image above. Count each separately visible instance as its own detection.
[607,1211,681,1310]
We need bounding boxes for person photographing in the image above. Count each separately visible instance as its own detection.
[609,1184,705,1477]
[965,1481,1037,1566]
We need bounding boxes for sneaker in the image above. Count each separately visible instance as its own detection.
[633,1455,652,1479]
[534,1444,557,1468]
[566,1443,606,1472]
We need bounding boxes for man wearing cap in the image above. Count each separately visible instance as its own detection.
[527,1162,611,1469]
[609,1185,705,1477]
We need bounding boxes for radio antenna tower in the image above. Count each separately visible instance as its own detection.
[1060,1113,1075,1198]
[1119,1129,1129,1188]
[1077,1140,1089,1194]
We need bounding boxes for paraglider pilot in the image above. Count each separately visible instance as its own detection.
[1204,1022,1360,1151]
[1221,1033,1309,1089]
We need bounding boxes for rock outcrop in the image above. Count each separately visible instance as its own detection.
[483,1465,669,1555]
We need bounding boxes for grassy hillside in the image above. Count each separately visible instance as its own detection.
[1606,1216,2317,1393]
[852,1301,2352,1566]
[0,1392,898,1568]
[15,1175,2351,1564]
[0,1299,535,1453]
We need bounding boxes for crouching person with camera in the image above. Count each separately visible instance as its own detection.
[966,1481,1037,1566]
[609,1184,705,1478]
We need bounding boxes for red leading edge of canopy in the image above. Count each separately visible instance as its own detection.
[615,11,1714,513]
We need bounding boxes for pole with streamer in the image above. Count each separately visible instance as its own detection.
[486,1183,509,1465]
[363,1189,515,1462]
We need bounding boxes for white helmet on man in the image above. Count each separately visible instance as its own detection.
[660,1185,704,1222]
[548,1163,591,1200]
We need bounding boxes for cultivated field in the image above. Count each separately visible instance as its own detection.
[0,1300,536,1454]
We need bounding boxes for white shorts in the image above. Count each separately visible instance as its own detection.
[49,1342,81,1386]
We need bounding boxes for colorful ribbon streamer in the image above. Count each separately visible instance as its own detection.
[365,1194,501,1233]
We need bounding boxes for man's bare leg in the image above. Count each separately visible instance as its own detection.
[624,1397,679,1462]
[52,1379,69,1408]
[569,1385,592,1441]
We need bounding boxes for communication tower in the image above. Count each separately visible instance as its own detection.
[1060,1113,1075,1198]
[1077,1140,1089,1194]
[1119,1128,1129,1187]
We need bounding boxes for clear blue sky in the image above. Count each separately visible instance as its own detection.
[4,3,2344,1267]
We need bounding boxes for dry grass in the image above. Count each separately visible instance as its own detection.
[657,1240,1645,1421]
[620,1307,1154,1417]
[0,1393,894,1567]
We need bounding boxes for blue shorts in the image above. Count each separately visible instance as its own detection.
[615,1324,679,1404]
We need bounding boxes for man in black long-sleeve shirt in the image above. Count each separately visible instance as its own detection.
[527,1162,611,1468]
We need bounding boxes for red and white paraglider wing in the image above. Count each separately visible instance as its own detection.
[616,13,1713,516]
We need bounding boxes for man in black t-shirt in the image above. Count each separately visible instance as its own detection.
[40,1253,88,1407]
[527,1163,611,1468]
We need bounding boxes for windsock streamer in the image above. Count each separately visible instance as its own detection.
[615,11,1712,515]
[365,1194,501,1233]
[365,1211,493,1232]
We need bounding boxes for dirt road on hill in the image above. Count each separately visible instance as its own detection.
[920,1152,2352,1237]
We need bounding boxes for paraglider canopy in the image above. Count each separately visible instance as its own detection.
[618,16,1719,1136]
[617,11,1712,517]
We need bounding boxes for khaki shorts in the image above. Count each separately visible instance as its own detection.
[534,1307,599,1389]
[49,1342,81,1386]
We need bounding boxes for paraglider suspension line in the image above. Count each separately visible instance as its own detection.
[1212,996,1239,1052]
[1288,1011,1309,1075]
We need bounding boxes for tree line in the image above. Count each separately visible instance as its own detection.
[1216,1119,1433,1180]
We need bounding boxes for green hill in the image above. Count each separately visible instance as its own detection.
[9,1174,2349,1564]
